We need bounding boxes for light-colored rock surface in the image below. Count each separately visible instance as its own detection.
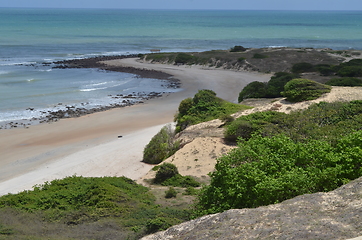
[141,176,362,240]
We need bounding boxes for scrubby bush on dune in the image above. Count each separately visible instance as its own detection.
[225,100,362,144]
[238,81,267,102]
[230,45,247,52]
[282,78,331,102]
[154,163,200,187]
[325,77,362,86]
[143,125,180,164]
[196,132,362,215]
[197,100,362,215]
[238,72,299,101]
[291,62,315,73]
[224,111,286,142]
[175,89,250,132]
[174,53,197,65]
[265,72,300,98]
[0,176,191,238]
[154,163,179,183]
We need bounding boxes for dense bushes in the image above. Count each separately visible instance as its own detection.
[0,176,191,238]
[197,100,362,215]
[224,111,286,142]
[293,59,362,77]
[238,81,267,101]
[175,89,250,132]
[238,72,299,101]
[154,163,200,188]
[230,45,247,52]
[225,100,362,144]
[325,77,362,86]
[154,163,179,183]
[291,62,315,73]
[282,78,331,102]
[174,53,197,65]
[196,132,362,215]
[143,125,180,164]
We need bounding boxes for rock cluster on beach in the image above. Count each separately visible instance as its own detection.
[0,91,170,130]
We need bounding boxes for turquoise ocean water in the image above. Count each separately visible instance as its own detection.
[0,8,361,123]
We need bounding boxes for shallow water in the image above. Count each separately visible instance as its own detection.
[1,8,361,123]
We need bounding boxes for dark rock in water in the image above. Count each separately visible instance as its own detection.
[141,177,362,240]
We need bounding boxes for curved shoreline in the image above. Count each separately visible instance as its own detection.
[0,57,271,196]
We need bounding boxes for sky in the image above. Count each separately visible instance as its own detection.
[1,0,362,11]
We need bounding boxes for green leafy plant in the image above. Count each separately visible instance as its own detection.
[252,53,268,59]
[196,132,362,215]
[238,81,267,102]
[165,187,177,198]
[175,90,250,132]
[143,125,180,164]
[230,46,247,52]
[291,62,315,73]
[154,163,179,184]
[282,78,331,102]
[174,53,197,65]
[325,77,362,86]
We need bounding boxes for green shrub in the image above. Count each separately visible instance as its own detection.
[143,125,180,164]
[252,53,268,59]
[337,66,362,77]
[175,90,250,132]
[146,217,171,233]
[238,81,267,102]
[282,78,331,102]
[219,114,234,125]
[174,53,196,65]
[196,132,362,215]
[325,77,362,86]
[183,187,199,196]
[315,64,335,76]
[165,187,177,198]
[224,111,286,142]
[154,163,179,184]
[230,46,247,52]
[291,62,315,73]
[265,72,299,98]
[237,57,246,63]
[161,175,200,187]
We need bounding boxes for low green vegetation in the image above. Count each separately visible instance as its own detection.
[154,163,200,188]
[291,62,315,73]
[225,100,362,144]
[238,72,299,101]
[196,132,362,215]
[143,125,180,164]
[0,176,191,239]
[292,58,362,77]
[252,53,268,59]
[325,77,362,86]
[282,78,331,102]
[175,89,251,132]
[230,45,247,52]
[195,100,362,215]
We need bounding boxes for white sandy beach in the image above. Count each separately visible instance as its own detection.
[0,58,271,196]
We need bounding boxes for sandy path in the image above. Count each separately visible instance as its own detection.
[0,58,270,195]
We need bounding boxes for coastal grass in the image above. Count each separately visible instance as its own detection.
[0,176,192,239]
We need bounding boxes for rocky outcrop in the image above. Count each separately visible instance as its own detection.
[141,176,362,240]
